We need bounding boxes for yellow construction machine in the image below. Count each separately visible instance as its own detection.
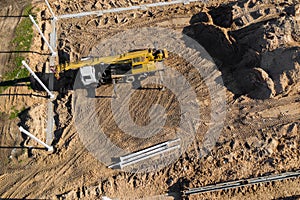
[53,48,168,90]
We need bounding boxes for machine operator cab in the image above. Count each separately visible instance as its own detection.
[79,66,98,88]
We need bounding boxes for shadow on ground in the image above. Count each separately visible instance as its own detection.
[182,3,299,99]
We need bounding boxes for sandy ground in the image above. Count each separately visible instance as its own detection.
[0,0,300,199]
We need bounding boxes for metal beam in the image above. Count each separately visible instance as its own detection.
[184,170,300,195]
[121,145,180,168]
[29,15,57,57]
[19,126,54,152]
[44,0,57,20]
[120,139,179,161]
[49,18,57,67]
[22,60,55,99]
[109,139,180,169]
[46,101,55,145]
[58,0,205,19]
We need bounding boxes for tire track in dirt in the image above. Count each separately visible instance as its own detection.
[226,0,292,31]
[0,135,98,198]
[0,167,46,198]
[56,3,203,56]
[1,0,299,199]
[227,95,300,139]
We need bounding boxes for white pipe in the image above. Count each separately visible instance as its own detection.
[58,0,204,19]
[44,0,57,20]
[22,60,55,99]
[108,139,180,168]
[29,15,57,57]
[19,126,54,152]
[102,197,112,200]
[120,140,172,161]
[119,145,180,168]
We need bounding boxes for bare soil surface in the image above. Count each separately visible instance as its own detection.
[0,0,299,199]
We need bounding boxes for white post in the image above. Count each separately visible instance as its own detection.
[19,126,54,152]
[22,60,55,99]
[29,15,57,57]
[44,0,57,20]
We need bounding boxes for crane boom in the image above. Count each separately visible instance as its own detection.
[54,48,168,79]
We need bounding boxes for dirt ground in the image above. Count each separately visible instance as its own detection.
[0,0,300,199]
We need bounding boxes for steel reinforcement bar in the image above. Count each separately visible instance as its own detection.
[184,170,300,196]
[109,139,180,169]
